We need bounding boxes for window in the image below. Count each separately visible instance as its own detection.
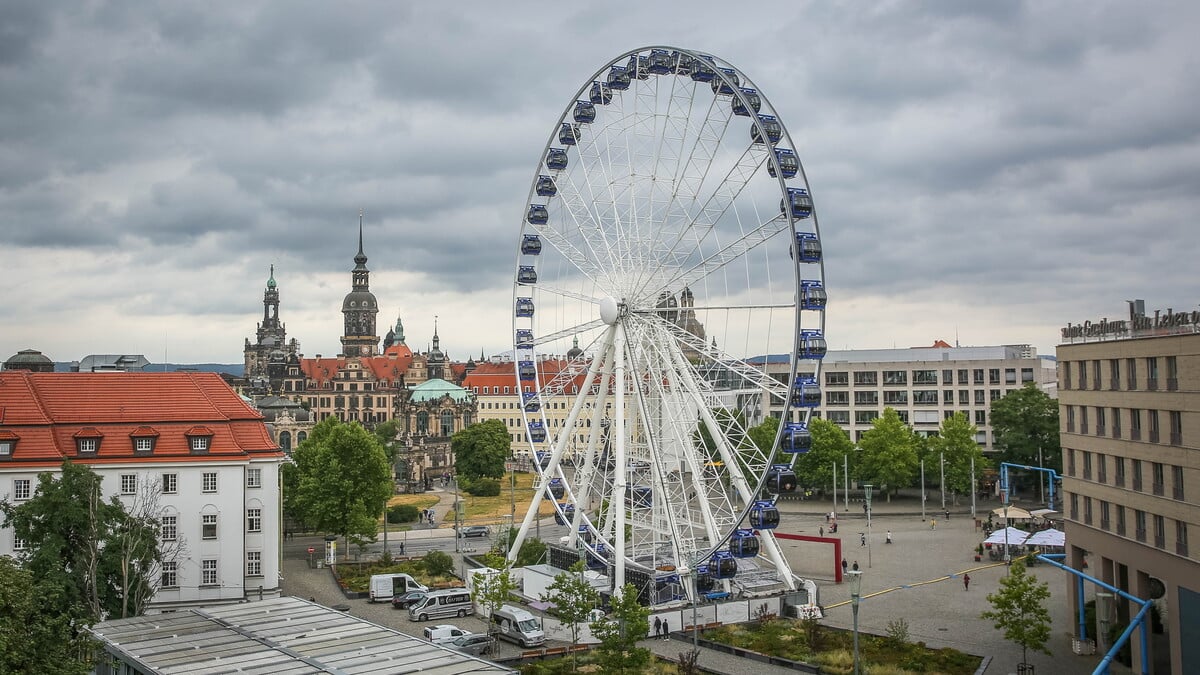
[1134,510,1147,542]
[191,436,210,452]
[1166,355,1178,390]
[943,389,955,405]
[1078,361,1088,388]
[1114,457,1126,487]
[247,468,262,488]
[1152,462,1165,496]
[1096,407,1106,436]
[959,390,970,405]
[852,391,876,405]
[1083,497,1093,525]
[1127,358,1137,389]
[958,369,968,385]
[247,551,262,577]
[134,437,154,452]
[78,438,98,453]
[1082,451,1092,480]
[161,561,178,588]
[1110,360,1120,390]
[974,390,985,405]
[883,370,907,385]
[1069,493,1078,520]
[1132,460,1143,491]
[1146,357,1159,390]
[1005,368,1017,385]
[201,559,218,586]
[203,514,218,539]
[825,371,848,386]
[1097,454,1106,484]
[1148,410,1160,443]
[203,472,217,493]
[1154,515,1166,548]
[162,473,177,494]
[247,508,262,533]
[1174,465,1186,501]
[13,537,27,551]
[895,410,910,423]
[1100,501,1111,531]
[162,515,177,541]
[942,369,953,384]
[1091,360,1101,390]
[853,371,877,386]
[1068,449,1076,477]
[913,390,939,405]
[990,389,1002,401]
[1080,406,1089,435]
[884,390,908,405]
[1066,406,1076,432]
[913,370,937,385]
[973,369,985,385]
[827,410,850,424]
[1021,367,1034,383]
[1063,362,1072,390]
[855,410,879,424]
[1177,521,1189,556]
[13,479,30,501]
[1170,411,1182,445]
[989,368,1001,385]
[1116,506,1126,536]
[974,410,986,425]
[1112,407,1121,439]
[1130,408,1142,440]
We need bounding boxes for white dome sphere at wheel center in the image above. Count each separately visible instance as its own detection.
[599,296,620,325]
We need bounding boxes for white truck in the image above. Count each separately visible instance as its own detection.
[368,573,427,603]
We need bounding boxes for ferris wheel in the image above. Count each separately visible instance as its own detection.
[507,47,828,602]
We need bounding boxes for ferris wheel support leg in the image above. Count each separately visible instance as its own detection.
[568,356,614,548]
[612,322,629,592]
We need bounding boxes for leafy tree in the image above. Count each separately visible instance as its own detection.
[476,567,518,647]
[857,408,918,501]
[747,415,779,456]
[372,418,403,464]
[0,555,90,674]
[542,561,600,668]
[990,383,1061,473]
[930,413,989,504]
[981,559,1052,666]
[589,583,651,674]
[288,417,392,556]
[793,417,854,490]
[453,419,510,480]
[464,477,501,497]
[423,550,454,577]
[387,504,420,524]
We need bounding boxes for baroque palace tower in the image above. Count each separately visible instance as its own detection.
[341,212,380,357]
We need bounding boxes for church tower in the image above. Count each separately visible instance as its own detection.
[341,213,380,357]
[427,316,447,380]
[244,265,295,393]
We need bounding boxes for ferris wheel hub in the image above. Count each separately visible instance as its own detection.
[599,296,620,325]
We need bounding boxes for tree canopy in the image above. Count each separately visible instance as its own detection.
[452,419,510,480]
[981,559,1052,665]
[857,407,919,500]
[371,418,403,464]
[286,417,392,551]
[990,383,1061,472]
[793,417,854,489]
[929,412,989,503]
[542,561,600,668]
[589,583,651,673]
[0,555,89,675]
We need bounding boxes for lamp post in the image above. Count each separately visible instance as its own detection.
[502,514,513,559]
[863,484,873,569]
[848,569,863,675]
[940,452,946,513]
[920,459,926,522]
[689,551,704,654]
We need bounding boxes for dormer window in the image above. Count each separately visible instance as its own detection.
[130,427,159,454]
[186,426,215,455]
[192,437,209,452]
[74,428,103,455]
[0,431,17,459]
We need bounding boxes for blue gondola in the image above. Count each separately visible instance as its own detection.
[768,148,798,178]
[766,464,798,493]
[546,477,565,500]
[731,87,761,117]
[515,297,535,318]
[711,67,740,95]
[521,235,542,255]
[535,175,557,197]
[780,187,813,218]
[536,451,552,470]
[517,265,538,285]
[791,377,820,408]
[518,360,536,381]
[515,329,534,348]
[589,81,613,105]
[801,280,827,310]
[647,48,671,74]
[578,524,593,543]
[606,65,631,90]
[528,421,547,443]
[546,148,568,171]
[751,114,783,144]
[691,55,716,82]
[710,551,738,579]
[781,422,812,453]
[527,204,548,225]
[749,501,780,530]
[559,123,581,145]
[799,329,827,359]
[626,485,652,509]
[793,232,822,263]
[554,503,576,526]
[573,100,596,124]
[670,50,694,76]
[695,565,715,592]
[626,54,650,80]
[522,391,541,412]
[730,529,760,558]
[587,543,608,570]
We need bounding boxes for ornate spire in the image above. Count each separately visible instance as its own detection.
[354,210,368,267]
[267,264,276,289]
[432,315,440,350]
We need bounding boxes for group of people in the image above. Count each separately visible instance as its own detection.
[651,616,671,640]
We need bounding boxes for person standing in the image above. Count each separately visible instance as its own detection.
[886,530,892,544]
[841,558,849,574]
[860,532,866,547]
[654,616,662,639]
[852,560,860,571]
[819,525,824,537]
[963,573,971,591]
[931,518,937,531]
[661,618,669,640]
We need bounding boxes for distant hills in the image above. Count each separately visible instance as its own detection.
[55,362,244,376]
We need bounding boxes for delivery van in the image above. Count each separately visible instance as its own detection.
[368,573,427,603]
[408,588,474,621]
[490,604,545,647]
[423,624,472,646]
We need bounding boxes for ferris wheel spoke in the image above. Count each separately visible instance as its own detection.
[664,211,789,297]
[649,315,789,399]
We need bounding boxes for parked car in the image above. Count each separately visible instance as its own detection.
[449,633,493,656]
[459,526,490,538]
[423,624,472,646]
[391,590,427,610]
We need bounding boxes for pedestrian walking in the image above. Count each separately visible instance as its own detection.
[654,616,662,638]
[886,530,892,544]
[963,573,971,591]
[859,532,866,547]
[863,502,868,515]
[852,561,859,571]
[825,512,830,523]
[841,558,849,574]
[931,518,937,531]
[661,618,669,640]
[818,525,824,537]
[944,509,950,521]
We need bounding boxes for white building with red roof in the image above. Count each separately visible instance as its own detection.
[0,371,286,611]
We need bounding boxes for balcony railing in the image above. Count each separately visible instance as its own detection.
[1135,528,1147,543]
[1100,519,1110,531]
[1167,378,1178,391]
[1177,541,1189,556]
[1171,432,1182,446]
[1154,534,1165,549]
[1153,482,1165,497]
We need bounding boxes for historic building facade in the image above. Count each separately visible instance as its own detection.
[242,266,300,397]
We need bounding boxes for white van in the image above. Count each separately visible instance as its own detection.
[490,604,545,648]
[423,624,472,646]
[409,588,474,622]
[368,573,427,603]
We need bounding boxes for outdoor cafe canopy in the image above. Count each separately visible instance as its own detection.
[1024,528,1066,547]
[984,527,1029,546]
[991,506,1033,521]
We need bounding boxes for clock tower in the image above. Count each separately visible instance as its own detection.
[341,213,380,357]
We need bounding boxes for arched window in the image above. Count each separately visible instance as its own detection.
[440,411,455,436]
[297,431,307,443]
[417,412,429,434]
[279,431,292,451]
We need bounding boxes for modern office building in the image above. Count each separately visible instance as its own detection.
[1057,302,1199,673]
[758,343,1057,452]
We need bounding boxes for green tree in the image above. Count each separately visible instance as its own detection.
[0,555,90,675]
[423,550,454,577]
[930,413,989,504]
[542,561,600,669]
[793,417,854,490]
[990,383,1061,472]
[590,583,651,674]
[372,418,403,464]
[857,408,918,501]
[747,415,779,456]
[453,419,510,480]
[981,559,1052,666]
[476,567,518,646]
[288,417,392,556]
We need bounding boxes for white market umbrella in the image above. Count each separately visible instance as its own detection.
[991,506,1033,520]
[984,527,1029,545]
[1030,508,1063,519]
[1025,528,1066,547]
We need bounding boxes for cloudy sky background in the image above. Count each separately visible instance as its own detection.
[3,1,1198,365]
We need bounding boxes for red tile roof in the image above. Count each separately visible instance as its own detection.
[0,371,280,468]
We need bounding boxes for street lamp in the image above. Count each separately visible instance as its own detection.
[847,569,863,675]
[502,514,513,559]
[862,484,873,569]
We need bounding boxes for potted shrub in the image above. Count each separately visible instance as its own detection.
[974,544,984,562]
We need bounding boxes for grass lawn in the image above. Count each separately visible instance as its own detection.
[461,472,555,523]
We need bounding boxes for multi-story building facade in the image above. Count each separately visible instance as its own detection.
[0,371,285,612]
[759,343,1057,451]
[1057,303,1199,673]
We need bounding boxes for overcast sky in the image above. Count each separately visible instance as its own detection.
[3,1,1198,365]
